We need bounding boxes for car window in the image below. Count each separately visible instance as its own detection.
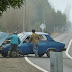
[23,35,48,43]
[23,36,30,43]
[39,35,48,42]
[18,34,27,42]
[45,35,54,41]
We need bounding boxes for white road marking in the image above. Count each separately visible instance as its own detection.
[66,39,72,59]
[25,57,49,72]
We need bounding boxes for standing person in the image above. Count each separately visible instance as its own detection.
[29,30,39,57]
[6,32,21,57]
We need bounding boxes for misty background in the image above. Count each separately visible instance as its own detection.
[0,0,71,34]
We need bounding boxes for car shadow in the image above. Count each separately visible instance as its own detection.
[0,54,50,59]
[0,54,25,58]
[25,55,49,58]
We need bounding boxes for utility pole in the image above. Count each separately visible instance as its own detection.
[40,0,46,32]
[23,0,26,32]
[42,0,45,24]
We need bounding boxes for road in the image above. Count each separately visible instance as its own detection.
[0,56,42,72]
[27,32,72,72]
[0,32,72,72]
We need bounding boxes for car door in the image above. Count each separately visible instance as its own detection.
[38,35,49,54]
[19,36,33,55]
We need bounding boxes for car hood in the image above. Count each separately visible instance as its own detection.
[0,32,9,46]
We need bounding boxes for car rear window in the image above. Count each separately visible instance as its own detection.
[39,35,48,42]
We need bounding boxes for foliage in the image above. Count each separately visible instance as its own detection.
[0,0,23,15]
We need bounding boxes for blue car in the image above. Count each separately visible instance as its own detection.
[0,32,66,57]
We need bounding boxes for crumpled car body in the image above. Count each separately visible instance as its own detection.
[0,32,66,57]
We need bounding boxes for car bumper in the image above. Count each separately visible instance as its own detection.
[60,48,66,51]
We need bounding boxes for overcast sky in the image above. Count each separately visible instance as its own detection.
[48,0,72,23]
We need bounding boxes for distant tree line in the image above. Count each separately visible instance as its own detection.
[25,0,68,34]
[0,0,71,34]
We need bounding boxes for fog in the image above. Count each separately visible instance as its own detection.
[0,0,71,33]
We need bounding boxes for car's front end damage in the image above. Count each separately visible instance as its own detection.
[0,32,9,57]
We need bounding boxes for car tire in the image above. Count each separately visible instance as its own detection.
[1,52,8,57]
[46,49,56,58]
[38,54,44,57]
[11,51,18,57]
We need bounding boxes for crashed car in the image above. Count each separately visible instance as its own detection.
[0,32,66,57]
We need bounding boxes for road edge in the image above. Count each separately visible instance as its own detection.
[24,57,49,72]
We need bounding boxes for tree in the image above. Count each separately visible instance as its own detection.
[0,0,23,15]
[0,0,67,33]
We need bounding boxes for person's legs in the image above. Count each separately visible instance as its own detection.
[33,43,38,56]
[14,44,18,56]
[8,44,13,56]
[12,44,18,56]
[8,44,18,57]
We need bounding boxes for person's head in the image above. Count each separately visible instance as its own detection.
[32,29,35,33]
[14,31,17,34]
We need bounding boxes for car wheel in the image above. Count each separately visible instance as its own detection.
[46,49,56,58]
[1,52,8,57]
[11,51,17,57]
[38,54,44,57]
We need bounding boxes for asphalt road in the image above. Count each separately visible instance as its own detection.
[0,32,72,72]
[0,56,42,72]
[27,32,72,72]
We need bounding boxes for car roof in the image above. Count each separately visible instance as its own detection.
[18,32,48,36]
[18,32,49,42]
